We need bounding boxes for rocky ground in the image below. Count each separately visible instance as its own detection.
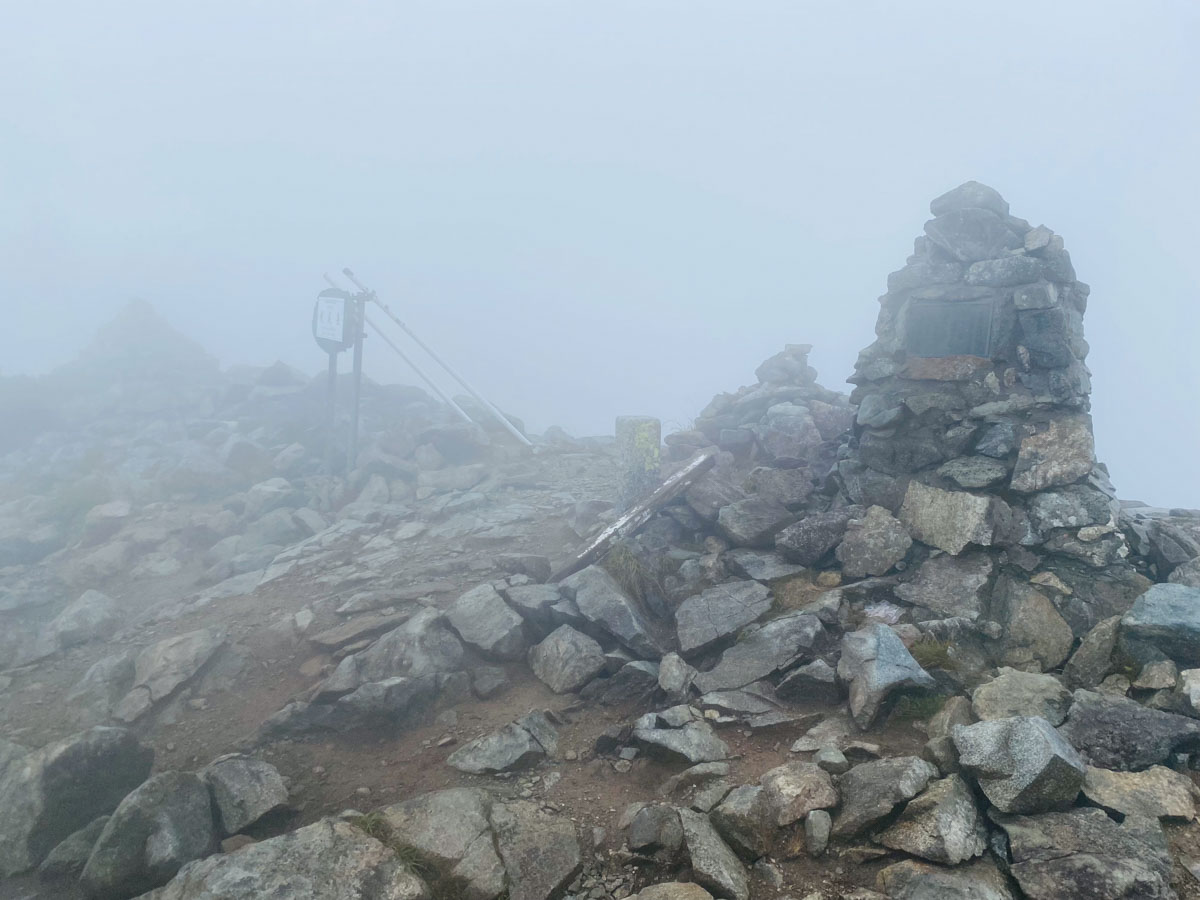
[6,271,1200,900]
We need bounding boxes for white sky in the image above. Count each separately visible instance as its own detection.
[2,1,1198,505]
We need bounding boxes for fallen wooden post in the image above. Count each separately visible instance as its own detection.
[551,448,718,582]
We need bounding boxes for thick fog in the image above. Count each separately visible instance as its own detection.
[2,1,1197,506]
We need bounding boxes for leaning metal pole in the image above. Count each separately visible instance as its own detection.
[364,314,475,425]
[341,268,534,448]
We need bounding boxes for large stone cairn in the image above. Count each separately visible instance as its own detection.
[835,181,1146,658]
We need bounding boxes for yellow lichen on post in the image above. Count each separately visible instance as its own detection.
[615,416,661,511]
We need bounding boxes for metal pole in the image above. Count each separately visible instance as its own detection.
[326,351,338,473]
[346,295,365,473]
[341,268,533,448]
[364,314,475,425]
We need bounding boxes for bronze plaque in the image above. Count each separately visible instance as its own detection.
[905,298,994,358]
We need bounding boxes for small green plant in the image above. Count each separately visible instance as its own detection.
[909,637,954,672]
[892,693,947,722]
[602,541,668,608]
[349,812,473,900]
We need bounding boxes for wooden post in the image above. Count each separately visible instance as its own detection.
[616,416,662,512]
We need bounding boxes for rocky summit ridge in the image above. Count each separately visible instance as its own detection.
[2,184,1200,900]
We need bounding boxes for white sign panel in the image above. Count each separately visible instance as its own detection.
[314,297,346,342]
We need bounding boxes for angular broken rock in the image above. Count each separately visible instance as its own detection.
[528,625,606,694]
[201,754,289,835]
[633,709,729,764]
[81,771,218,900]
[448,712,558,774]
[675,580,772,656]
[382,788,504,900]
[971,668,1072,726]
[992,807,1174,900]
[898,481,994,556]
[137,817,429,900]
[693,612,823,693]
[678,809,749,900]
[894,552,993,620]
[1062,615,1120,689]
[878,774,987,865]
[490,800,582,900]
[990,576,1074,673]
[115,627,225,722]
[631,885,714,900]
[775,508,858,565]
[1120,583,1200,665]
[1009,414,1096,493]
[952,716,1084,814]
[759,762,837,827]
[722,548,805,584]
[356,608,464,681]
[837,624,936,728]
[876,858,1016,900]
[37,815,109,881]
[832,756,938,837]
[1057,689,1200,770]
[629,804,685,856]
[710,785,771,861]
[775,659,842,705]
[560,565,666,658]
[0,726,153,878]
[835,506,912,578]
[47,589,121,649]
[716,499,796,549]
[658,652,698,701]
[447,584,528,661]
[1082,765,1197,820]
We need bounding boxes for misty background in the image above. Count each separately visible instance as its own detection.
[2,2,1197,506]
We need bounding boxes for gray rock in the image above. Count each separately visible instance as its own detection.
[972,669,1072,726]
[1169,556,1200,588]
[631,885,713,900]
[833,756,938,837]
[837,625,936,728]
[759,762,838,826]
[201,754,289,835]
[722,549,805,584]
[1057,689,1200,770]
[1009,414,1095,494]
[336,675,440,723]
[503,584,563,629]
[137,817,429,900]
[1027,486,1113,534]
[965,256,1044,287]
[528,625,606,694]
[560,566,666,658]
[952,716,1084,813]
[587,660,661,706]
[813,747,849,775]
[991,576,1074,672]
[776,659,842,705]
[743,466,814,509]
[716,499,796,549]
[115,627,225,721]
[693,612,823,693]
[65,652,137,726]
[877,858,1016,900]
[929,181,1010,217]
[633,711,729,764]
[382,788,504,900]
[448,712,558,774]
[0,726,153,877]
[447,584,528,661]
[936,456,1010,490]
[1120,583,1200,665]
[1133,659,1178,690]
[356,609,464,681]
[658,653,698,701]
[992,807,1173,900]
[775,508,858,565]
[878,775,987,865]
[835,506,912,578]
[81,771,218,899]
[805,810,831,856]
[490,800,581,900]
[923,207,1021,262]
[472,666,510,700]
[898,482,994,555]
[678,809,748,900]
[754,402,822,466]
[685,475,747,523]
[675,581,772,656]
[1082,765,1197,820]
[895,553,993,620]
[1063,616,1120,689]
[47,589,121,649]
[629,804,685,856]
[710,786,771,861]
[37,815,109,880]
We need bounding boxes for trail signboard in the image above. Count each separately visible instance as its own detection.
[312,288,355,353]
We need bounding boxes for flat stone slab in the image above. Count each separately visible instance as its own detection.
[675,581,772,656]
